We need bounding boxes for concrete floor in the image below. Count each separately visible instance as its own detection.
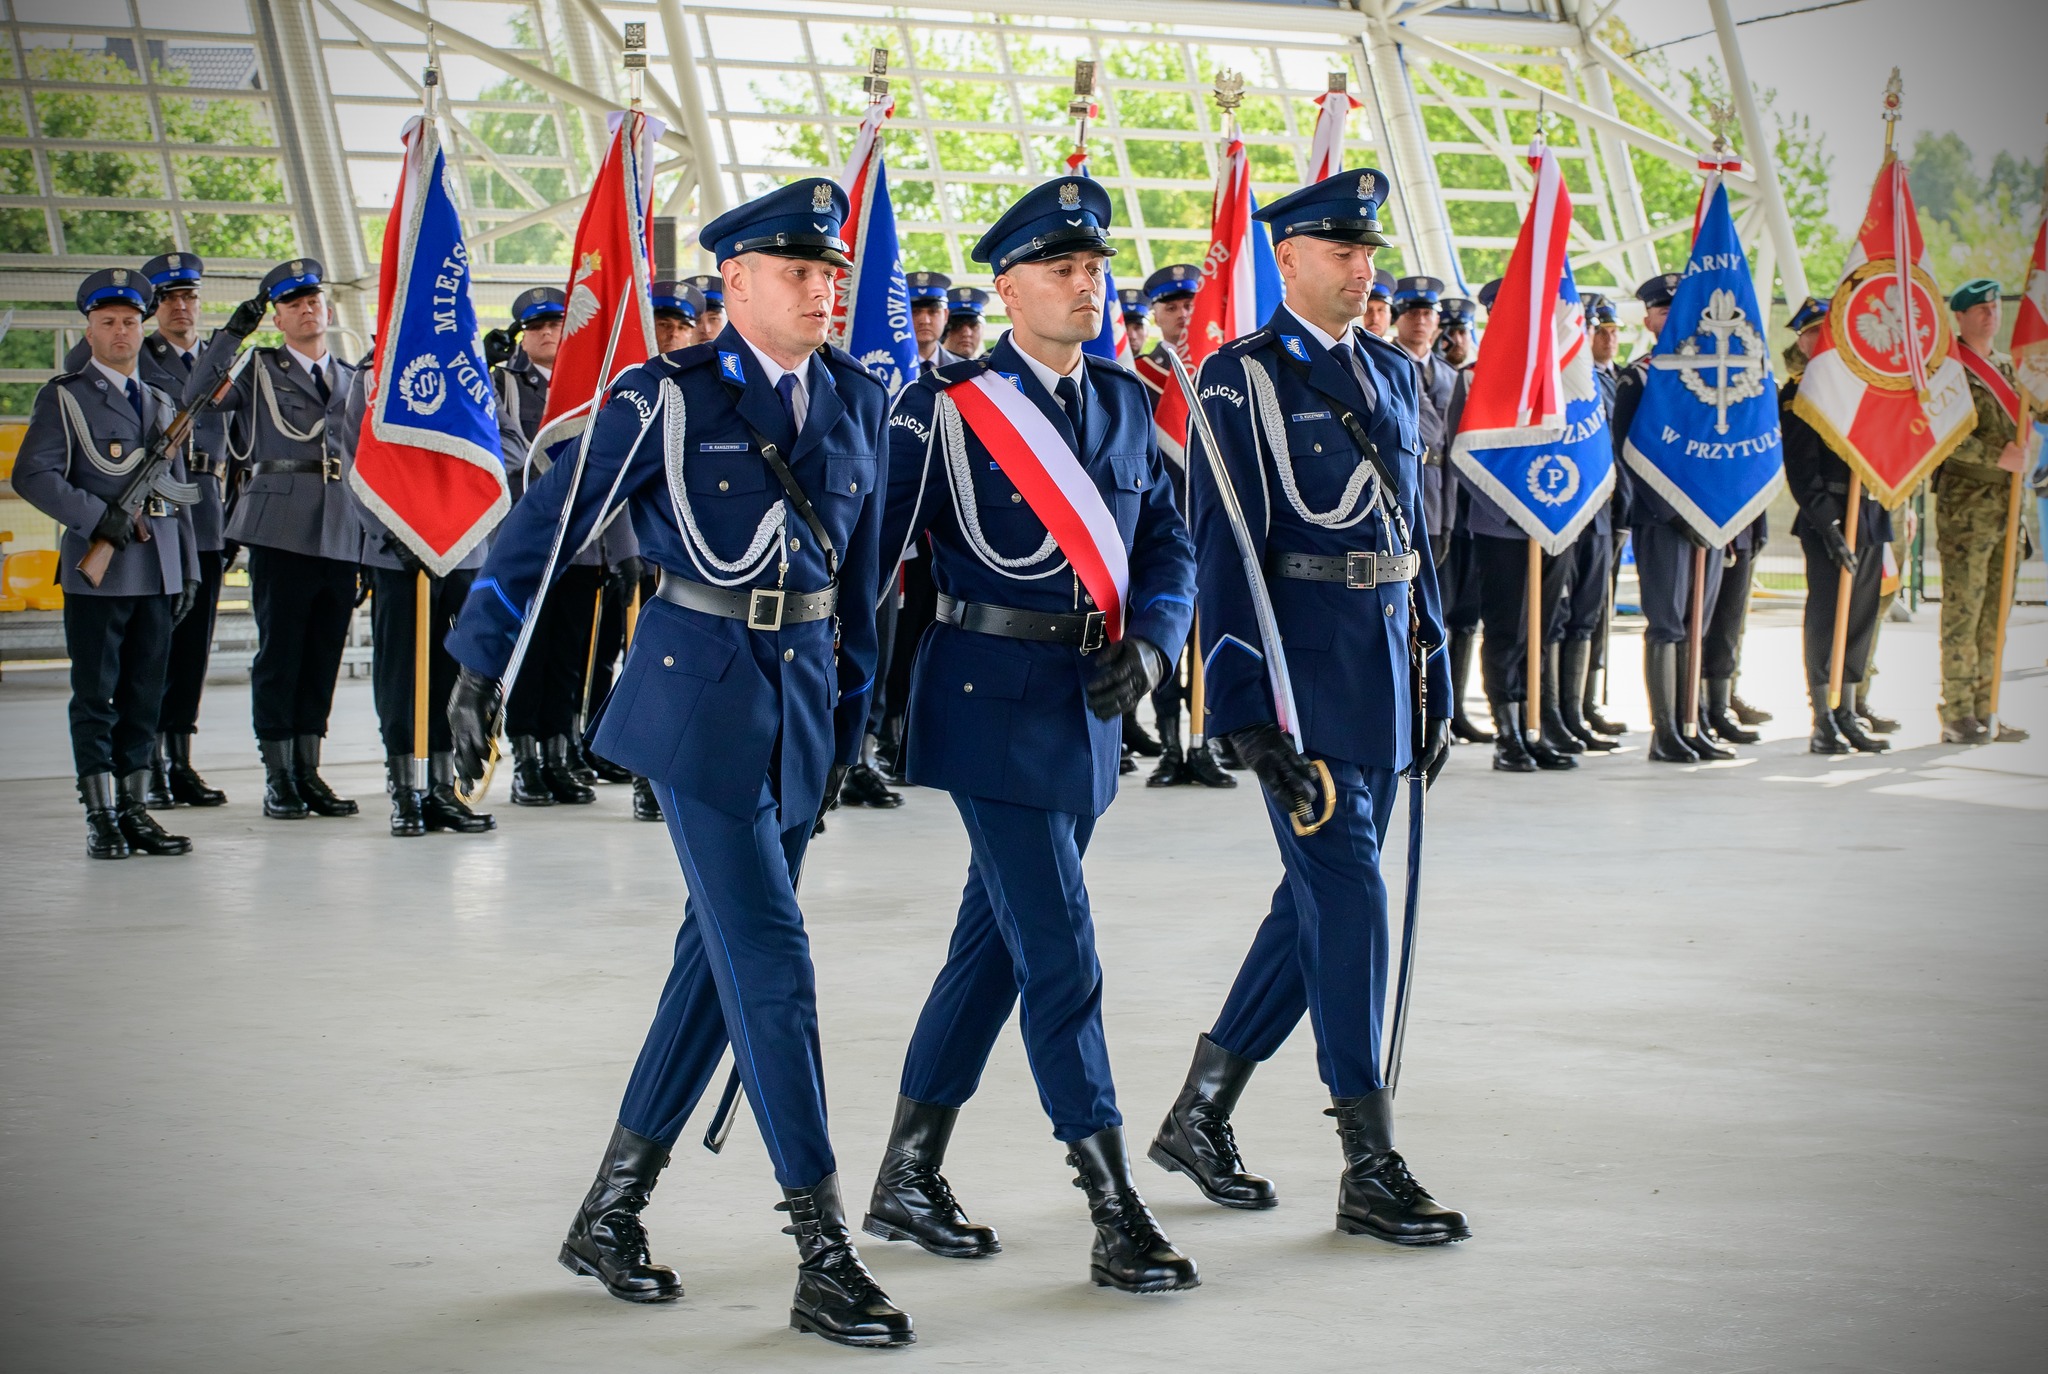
[2,605,2044,1373]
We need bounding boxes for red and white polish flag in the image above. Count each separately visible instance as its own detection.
[1454,135,1573,449]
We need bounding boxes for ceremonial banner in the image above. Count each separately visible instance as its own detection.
[1305,84,1363,183]
[1063,136,1128,365]
[1456,136,1573,447]
[1155,134,1262,456]
[351,112,508,575]
[2012,213,2048,410]
[1452,255,1614,555]
[836,99,917,396]
[1621,180,1784,545]
[529,109,662,475]
[1791,151,1974,508]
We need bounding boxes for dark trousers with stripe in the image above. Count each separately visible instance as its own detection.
[1207,761,1401,1098]
[1472,534,1567,703]
[247,545,357,740]
[157,548,222,735]
[615,780,835,1190]
[1702,544,1754,680]
[897,795,1119,1141]
[368,566,474,755]
[64,591,172,776]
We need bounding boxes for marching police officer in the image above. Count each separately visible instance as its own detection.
[16,270,199,858]
[906,271,963,377]
[650,279,706,353]
[682,272,725,337]
[862,174,1200,1293]
[489,287,643,806]
[1151,166,1465,1246]
[445,178,905,1347]
[941,285,987,358]
[1118,286,1152,357]
[190,258,363,818]
[1611,272,1733,764]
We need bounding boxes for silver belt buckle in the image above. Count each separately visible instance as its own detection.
[1345,550,1379,589]
[145,496,171,518]
[748,587,787,631]
[1079,609,1106,652]
[323,453,341,482]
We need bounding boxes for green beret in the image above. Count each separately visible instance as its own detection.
[1948,277,2001,311]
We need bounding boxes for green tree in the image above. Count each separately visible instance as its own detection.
[1907,131,2039,296]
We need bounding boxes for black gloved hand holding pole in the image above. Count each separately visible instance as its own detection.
[1821,519,1858,574]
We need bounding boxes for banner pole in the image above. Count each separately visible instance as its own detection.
[580,583,603,732]
[1985,469,2024,726]
[1525,539,1542,734]
[627,579,642,646]
[1683,544,1706,736]
[1825,472,1863,710]
[413,569,431,790]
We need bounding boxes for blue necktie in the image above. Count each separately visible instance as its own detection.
[775,371,799,427]
[125,376,145,426]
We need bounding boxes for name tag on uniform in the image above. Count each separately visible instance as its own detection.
[697,441,749,452]
[1291,410,1331,423]
[718,351,744,383]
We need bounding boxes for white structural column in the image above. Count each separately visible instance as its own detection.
[657,0,728,234]
[1706,0,1809,305]
[557,0,619,187]
[1357,4,1461,286]
[1571,24,1663,289]
[253,0,371,341]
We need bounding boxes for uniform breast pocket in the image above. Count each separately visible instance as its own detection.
[1106,452,1148,534]
[685,454,770,498]
[823,455,876,502]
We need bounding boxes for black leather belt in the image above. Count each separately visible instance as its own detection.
[935,591,1107,651]
[1272,549,1420,589]
[1422,449,1443,468]
[187,452,222,476]
[657,570,834,631]
[252,455,341,481]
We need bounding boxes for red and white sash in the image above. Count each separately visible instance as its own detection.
[946,370,1130,642]
[1955,338,2024,427]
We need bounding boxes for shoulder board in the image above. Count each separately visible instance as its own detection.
[1216,329,1274,359]
[658,342,720,375]
[817,342,888,395]
[48,369,86,387]
[932,357,990,387]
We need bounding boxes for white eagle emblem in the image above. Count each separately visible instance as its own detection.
[564,250,604,336]
[1059,182,1081,210]
[812,182,833,213]
[1358,172,1377,201]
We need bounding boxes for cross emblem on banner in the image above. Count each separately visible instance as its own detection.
[1650,288,1769,435]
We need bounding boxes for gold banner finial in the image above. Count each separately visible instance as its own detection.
[862,47,890,105]
[623,22,648,110]
[1881,67,1902,153]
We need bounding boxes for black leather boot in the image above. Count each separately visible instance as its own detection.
[566,737,599,785]
[780,1174,915,1347]
[584,742,634,785]
[1538,643,1584,755]
[1583,647,1628,737]
[1330,1091,1469,1245]
[510,736,554,806]
[293,734,358,816]
[1677,650,1734,761]
[1214,734,1248,770]
[1730,688,1772,726]
[842,735,904,807]
[145,738,175,809]
[558,1123,684,1303]
[81,772,129,859]
[259,739,309,819]
[118,770,192,855]
[1490,701,1536,772]
[1148,1034,1277,1210]
[1704,677,1760,744]
[1448,628,1493,742]
[1645,644,1694,763]
[1557,640,1617,750]
[862,1097,1001,1258]
[386,755,427,837]
[1066,1128,1199,1293]
[1184,736,1238,788]
[1521,691,1578,771]
[1147,714,1189,787]
[163,733,226,806]
[424,752,495,832]
[1833,703,1891,753]
[1810,684,1852,754]
[631,775,663,821]
[542,735,596,804]
[1122,709,1163,757]
[1852,681,1898,734]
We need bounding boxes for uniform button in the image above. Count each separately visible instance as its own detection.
[783,648,795,662]
[791,538,801,551]
[1011,492,1022,503]
[717,479,729,491]
[662,655,674,666]
[1384,603,1394,616]
[963,682,974,694]
[849,480,859,492]
[1313,442,1323,453]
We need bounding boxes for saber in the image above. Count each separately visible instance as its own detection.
[1385,617,1428,1096]
[1162,348,1334,834]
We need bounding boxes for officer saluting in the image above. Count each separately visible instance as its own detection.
[190,258,363,818]
[15,269,200,858]
[861,175,1199,1293]
[444,179,906,1348]
[1149,167,1468,1247]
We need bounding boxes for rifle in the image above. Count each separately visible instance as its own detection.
[75,340,246,587]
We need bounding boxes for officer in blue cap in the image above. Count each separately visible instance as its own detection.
[650,279,705,353]
[1150,166,1469,1248]
[1568,290,1633,745]
[1390,276,1456,551]
[443,176,907,1348]
[189,256,365,818]
[1141,263,1202,362]
[1433,287,1489,744]
[1434,295,1477,368]
[492,288,565,468]
[862,173,1199,1294]
[903,270,961,376]
[1117,285,1151,357]
[1611,271,1735,763]
[941,285,987,358]
[1362,266,1397,338]
[15,268,200,858]
[683,272,725,336]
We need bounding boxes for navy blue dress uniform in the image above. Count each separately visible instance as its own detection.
[1391,276,1457,545]
[339,357,510,837]
[189,257,365,818]
[444,178,912,1348]
[14,269,200,858]
[1444,286,1577,772]
[1148,168,1467,1247]
[1610,272,1732,763]
[860,174,1201,1294]
[1434,287,1489,745]
[489,287,644,807]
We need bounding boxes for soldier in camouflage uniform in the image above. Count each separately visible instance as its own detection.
[1936,279,2032,744]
